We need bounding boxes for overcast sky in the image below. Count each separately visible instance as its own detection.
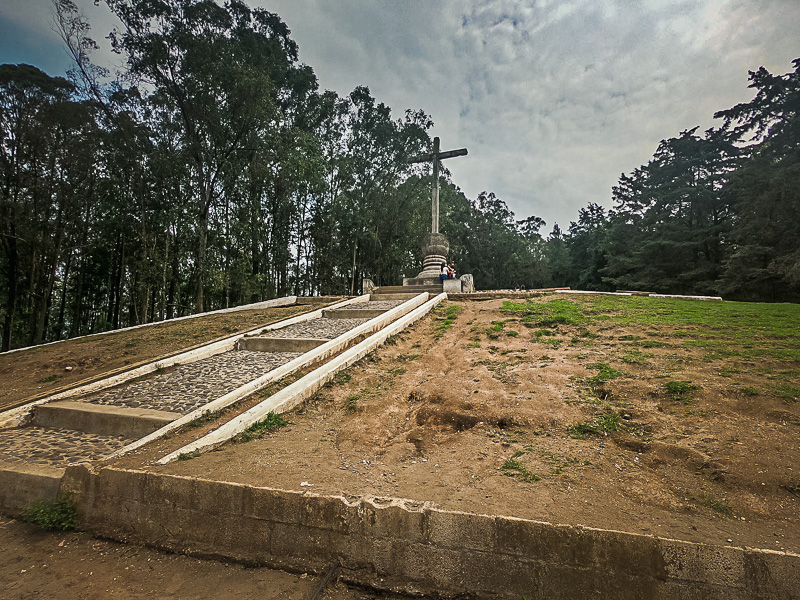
[1,0,798,231]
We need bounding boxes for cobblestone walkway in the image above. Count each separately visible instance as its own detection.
[351,300,406,310]
[84,350,300,414]
[0,426,130,468]
[259,317,369,339]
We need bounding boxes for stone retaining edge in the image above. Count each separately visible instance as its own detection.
[157,293,445,463]
[59,464,800,600]
[0,296,366,430]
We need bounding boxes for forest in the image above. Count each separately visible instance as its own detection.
[1,0,798,351]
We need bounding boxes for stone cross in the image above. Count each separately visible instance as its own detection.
[410,137,468,234]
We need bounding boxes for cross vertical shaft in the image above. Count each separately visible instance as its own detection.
[431,136,440,234]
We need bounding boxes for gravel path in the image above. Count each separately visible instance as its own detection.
[84,350,300,414]
[0,426,130,468]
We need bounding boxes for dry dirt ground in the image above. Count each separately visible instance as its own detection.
[3,293,800,598]
[0,304,317,411]
[131,295,800,555]
[0,518,413,599]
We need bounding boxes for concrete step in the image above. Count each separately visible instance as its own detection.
[322,308,388,319]
[33,401,182,439]
[374,285,443,294]
[237,337,328,353]
[369,293,421,301]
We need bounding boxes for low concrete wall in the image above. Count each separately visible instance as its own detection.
[60,465,800,600]
[237,337,328,353]
[0,461,62,517]
[322,308,387,319]
[34,402,181,438]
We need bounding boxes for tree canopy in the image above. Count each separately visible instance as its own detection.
[1,0,798,352]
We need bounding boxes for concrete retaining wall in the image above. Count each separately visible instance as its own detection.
[60,465,800,600]
[0,461,62,517]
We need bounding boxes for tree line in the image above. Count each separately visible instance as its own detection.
[0,0,797,352]
[551,58,800,303]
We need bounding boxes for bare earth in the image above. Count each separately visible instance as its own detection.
[0,518,411,599]
[3,294,800,598]
[126,297,800,555]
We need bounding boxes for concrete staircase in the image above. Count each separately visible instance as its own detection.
[372,285,443,297]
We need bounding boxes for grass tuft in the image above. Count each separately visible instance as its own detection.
[24,497,77,531]
[235,412,288,443]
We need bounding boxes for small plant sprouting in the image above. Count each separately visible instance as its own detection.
[664,380,700,403]
[37,374,59,384]
[345,394,361,413]
[154,363,167,375]
[178,451,202,461]
[235,412,289,442]
[384,334,398,346]
[332,371,352,386]
[24,496,77,531]
[567,422,598,439]
[467,341,481,349]
[740,386,759,397]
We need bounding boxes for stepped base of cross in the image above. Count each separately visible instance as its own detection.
[403,232,475,294]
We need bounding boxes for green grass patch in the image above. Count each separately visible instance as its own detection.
[37,374,59,384]
[467,341,481,348]
[235,412,288,442]
[588,363,622,383]
[506,330,519,337]
[567,422,599,439]
[178,451,202,461]
[640,340,667,348]
[501,298,587,327]
[24,497,77,531]
[698,492,732,515]
[773,384,800,402]
[621,350,649,364]
[433,304,462,338]
[740,386,759,396]
[384,334,399,346]
[499,458,540,482]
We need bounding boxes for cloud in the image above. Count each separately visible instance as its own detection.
[3,0,797,230]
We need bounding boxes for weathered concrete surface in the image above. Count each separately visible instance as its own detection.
[0,460,61,516]
[60,465,800,600]
[34,401,181,438]
[442,279,461,293]
[322,308,387,319]
[236,337,328,353]
[369,293,419,301]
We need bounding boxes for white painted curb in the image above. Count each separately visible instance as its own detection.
[157,293,447,463]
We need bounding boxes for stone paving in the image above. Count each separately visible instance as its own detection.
[0,298,414,470]
[352,299,406,310]
[84,350,300,414]
[258,317,370,339]
[0,426,130,468]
